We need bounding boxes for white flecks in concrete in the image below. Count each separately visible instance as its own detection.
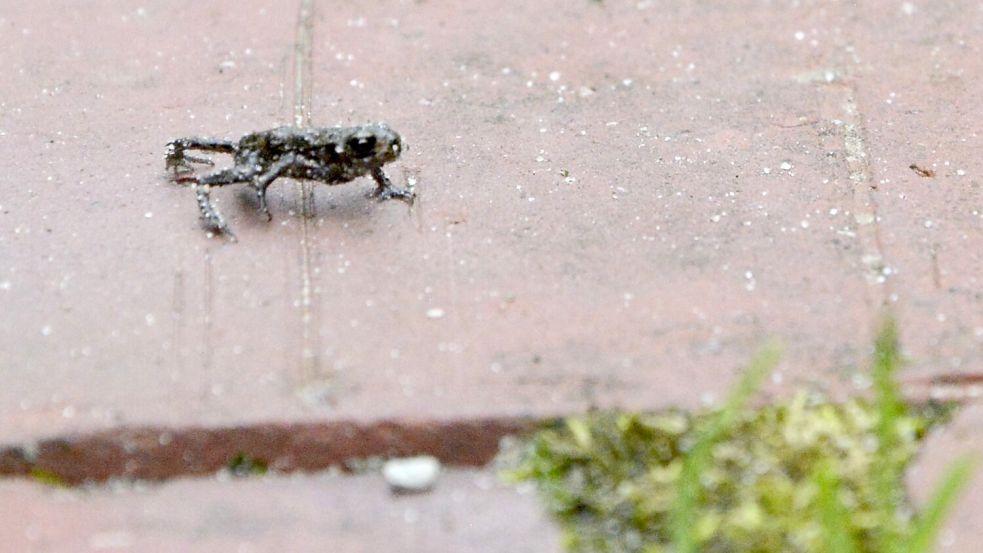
[426,308,445,319]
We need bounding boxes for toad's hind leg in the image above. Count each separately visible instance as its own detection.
[166,137,238,173]
[192,167,255,240]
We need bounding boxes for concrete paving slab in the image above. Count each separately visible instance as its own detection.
[907,403,983,553]
[845,0,983,379]
[0,0,979,481]
[0,468,560,553]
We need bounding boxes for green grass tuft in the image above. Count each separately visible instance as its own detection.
[507,320,971,553]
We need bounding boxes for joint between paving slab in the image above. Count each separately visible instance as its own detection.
[1,386,977,487]
[0,417,538,486]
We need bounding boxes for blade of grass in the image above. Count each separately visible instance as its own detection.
[871,318,907,551]
[873,319,905,454]
[906,456,976,553]
[669,343,781,553]
[814,460,861,553]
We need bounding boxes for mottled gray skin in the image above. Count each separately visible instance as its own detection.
[165,123,412,240]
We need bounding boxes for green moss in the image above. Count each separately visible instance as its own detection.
[226,452,269,477]
[29,467,68,487]
[507,323,964,553]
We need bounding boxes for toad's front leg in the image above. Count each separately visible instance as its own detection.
[369,166,415,205]
[251,154,297,222]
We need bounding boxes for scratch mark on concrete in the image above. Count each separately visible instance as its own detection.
[170,268,186,371]
[202,251,214,399]
[839,86,891,301]
[930,243,942,289]
[293,0,320,386]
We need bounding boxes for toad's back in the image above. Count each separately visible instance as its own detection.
[237,126,346,158]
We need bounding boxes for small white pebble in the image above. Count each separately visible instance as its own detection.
[144,211,153,218]
[794,31,805,41]
[549,71,561,82]
[383,456,441,493]
[780,161,793,171]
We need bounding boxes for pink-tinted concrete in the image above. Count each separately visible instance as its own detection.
[908,403,983,552]
[0,469,561,553]
[845,1,983,380]
[0,1,873,443]
[0,0,980,495]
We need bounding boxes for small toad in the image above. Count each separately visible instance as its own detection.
[165,123,413,239]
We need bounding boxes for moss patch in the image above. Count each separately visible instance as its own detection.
[508,323,962,553]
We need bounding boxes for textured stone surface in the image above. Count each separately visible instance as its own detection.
[907,403,983,553]
[0,0,981,546]
[7,0,980,448]
[0,469,560,553]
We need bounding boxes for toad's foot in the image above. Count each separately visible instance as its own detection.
[370,185,415,204]
[255,186,273,222]
[369,166,415,205]
[194,183,237,242]
[166,138,236,174]
[166,152,216,175]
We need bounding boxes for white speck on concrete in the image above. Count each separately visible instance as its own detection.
[854,212,875,225]
[426,308,445,319]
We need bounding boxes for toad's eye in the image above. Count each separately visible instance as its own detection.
[347,136,377,158]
